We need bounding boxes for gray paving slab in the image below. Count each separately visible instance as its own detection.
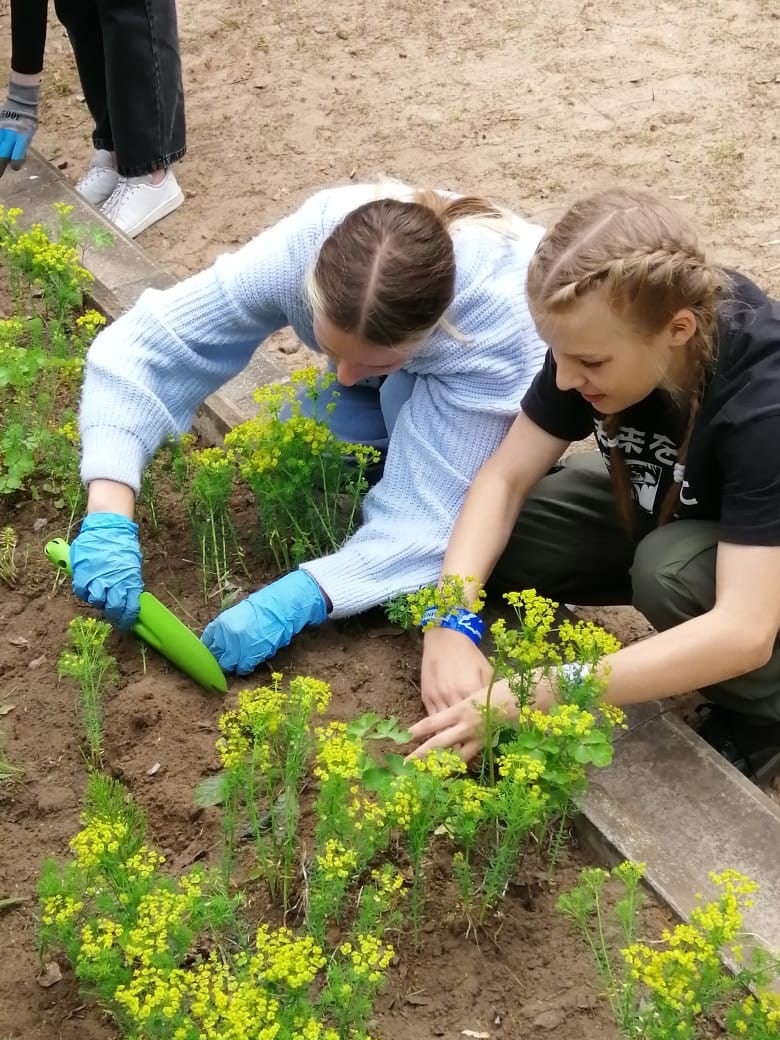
[577,709,780,973]
[0,150,285,436]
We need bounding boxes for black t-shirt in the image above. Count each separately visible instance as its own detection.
[521,272,780,545]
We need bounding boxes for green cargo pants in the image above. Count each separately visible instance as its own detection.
[491,452,780,721]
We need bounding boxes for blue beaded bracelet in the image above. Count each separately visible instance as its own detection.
[419,606,485,646]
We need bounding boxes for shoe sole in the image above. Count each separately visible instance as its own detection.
[118,186,185,238]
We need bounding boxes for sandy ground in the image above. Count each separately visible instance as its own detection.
[3,0,776,297]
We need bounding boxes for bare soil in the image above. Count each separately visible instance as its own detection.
[1,1,778,1035]
[0,488,669,1040]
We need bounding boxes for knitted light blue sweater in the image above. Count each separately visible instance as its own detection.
[80,184,548,617]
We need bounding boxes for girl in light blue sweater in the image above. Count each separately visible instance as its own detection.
[73,182,548,674]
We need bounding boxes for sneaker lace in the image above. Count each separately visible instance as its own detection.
[102,178,139,218]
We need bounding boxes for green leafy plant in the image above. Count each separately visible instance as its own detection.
[0,203,105,501]
[58,617,118,767]
[39,772,397,1040]
[225,367,380,572]
[558,862,780,1039]
[186,446,243,600]
[212,672,331,908]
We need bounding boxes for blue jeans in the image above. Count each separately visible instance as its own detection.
[53,0,186,176]
[288,368,416,454]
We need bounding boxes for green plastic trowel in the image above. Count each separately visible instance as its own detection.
[45,538,228,694]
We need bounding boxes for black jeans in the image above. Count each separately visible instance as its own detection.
[52,0,186,176]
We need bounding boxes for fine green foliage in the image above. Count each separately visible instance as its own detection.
[58,617,118,768]
[0,203,106,511]
[42,604,627,1038]
[225,367,380,572]
[558,862,780,1039]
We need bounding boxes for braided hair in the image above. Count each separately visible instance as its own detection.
[526,188,728,529]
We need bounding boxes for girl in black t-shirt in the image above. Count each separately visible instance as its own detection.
[410,187,780,786]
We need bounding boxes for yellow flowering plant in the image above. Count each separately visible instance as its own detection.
[211,673,331,909]
[558,862,780,1040]
[224,367,380,572]
[58,617,118,768]
[185,445,243,601]
[0,203,105,501]
[307,716,407,942]
[39,772,395,1040]
[387,573,487,630]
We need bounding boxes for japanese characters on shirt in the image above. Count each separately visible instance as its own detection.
[592,419,698,517]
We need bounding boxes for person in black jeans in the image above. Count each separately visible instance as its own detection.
[0,0,186,238]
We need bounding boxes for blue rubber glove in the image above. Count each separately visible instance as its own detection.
[202,570,328,675]
[70,513,144,630]
[0,77,39,176]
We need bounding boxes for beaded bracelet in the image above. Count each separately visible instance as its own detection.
[558,662,593,684]
[419,606,485,646]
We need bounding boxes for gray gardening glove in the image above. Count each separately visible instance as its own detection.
[0,75,40,176]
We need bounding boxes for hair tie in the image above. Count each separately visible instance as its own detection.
[673,463,686,484]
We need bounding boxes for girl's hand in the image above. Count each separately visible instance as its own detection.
[420,627,495,714]
[409,679,519,762]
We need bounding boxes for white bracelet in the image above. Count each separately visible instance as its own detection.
[558,662,592,684]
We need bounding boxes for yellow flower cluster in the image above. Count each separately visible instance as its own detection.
[688,870,757,944]
[75,308,106,336]
[314,722,362,781]
[116,955,283,1037]
[339,933,394,983]
[599,702,627,728]
[348,791,386,832]
[409,748,466,780]
[124,880,203,966]
[369,864,405,898]
[227,406,334,479]
[40,893,84,927]
[291,1018,339,1040]
[0,204,23,225]
[454,778,494,817]
[3,219,91,285]
[731,991,780,1035]
[408,573,486,628]
[315,839,358,881]
[124,845,165,882]
[622,938,717,1015]
[0,315,25,346]
[505,589,558,638]
[520,702,597,739]
[498,751,545,786]
[558,619,621,662]
[254,924,327,988]
[69,815,130,868]
[190,445,233,478]
[56,420,80,446]
[80,917,123,958]
[115,964,189,1024]
[621,870,759,1016]
[385,778,423,830]
[218,683,285,768]
[185,957,282,1039]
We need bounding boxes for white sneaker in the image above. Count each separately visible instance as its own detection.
[75,150,119,206]
[101,169,184,238]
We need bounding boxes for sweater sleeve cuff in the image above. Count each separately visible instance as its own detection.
[80,428,149,495]
[301,547,441,620]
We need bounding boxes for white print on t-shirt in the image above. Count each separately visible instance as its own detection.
[679,480,699,507]
[594,420,700,515]
[626,461,664,513]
